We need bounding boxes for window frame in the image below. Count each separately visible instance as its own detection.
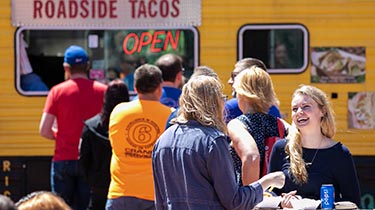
[238,24,309,74]
[15,26,199,96]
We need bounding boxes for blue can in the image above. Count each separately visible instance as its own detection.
[321,184,335,209]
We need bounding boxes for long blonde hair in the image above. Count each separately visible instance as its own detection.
[233,66,279,113]
[175,75,227,133]
[286,85,336,184]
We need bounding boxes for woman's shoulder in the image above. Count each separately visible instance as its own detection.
[225,97,238,108]
[177,121,226,140]
[200,125,226,140]
[330,141,353,156]
[84,114,101,128]
[237,112,274,124]
[268,105,282,118]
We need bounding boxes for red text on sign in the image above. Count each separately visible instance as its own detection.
[33,0,118,19]
[128,0,180,18]
[123,30,180,54]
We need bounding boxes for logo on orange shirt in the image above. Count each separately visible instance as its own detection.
[124,118,160,158]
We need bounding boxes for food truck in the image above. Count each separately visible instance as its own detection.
[1,0,375,208]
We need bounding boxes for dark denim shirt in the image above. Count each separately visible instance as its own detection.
[152,120,263,210]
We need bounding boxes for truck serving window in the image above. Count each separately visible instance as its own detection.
[238,24,308,73]
[15,28,198,96]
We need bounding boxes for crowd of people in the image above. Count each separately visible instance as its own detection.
[2,44,361,210]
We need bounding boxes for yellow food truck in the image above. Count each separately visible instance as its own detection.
[1,0,375,208]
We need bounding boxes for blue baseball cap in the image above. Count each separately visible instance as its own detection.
[64,45,88,65]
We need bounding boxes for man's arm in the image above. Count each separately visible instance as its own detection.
[39,112,56,140]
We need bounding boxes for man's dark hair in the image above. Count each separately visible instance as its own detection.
[155,53,183,82]
[69,63,90,74]
[192,66,218,79]
[134,64,163,94]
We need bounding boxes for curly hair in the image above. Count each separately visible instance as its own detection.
[175,75,227,134]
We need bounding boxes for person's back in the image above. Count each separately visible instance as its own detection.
[48,78,107,160]
[81,114,112,187]
[154,121,233,210]
[225,98,281,123]
[225,57,282,123]
[107,64,172,210]
[80,79,129,210]
[155,53,184,108]
[227,66,288,186]
[230,112,285,185]
[108,100,172,199]
[39,45,107,210]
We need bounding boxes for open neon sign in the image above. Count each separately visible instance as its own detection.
[123,30,180,54]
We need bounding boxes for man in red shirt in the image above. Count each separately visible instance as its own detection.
[39,45,107,210]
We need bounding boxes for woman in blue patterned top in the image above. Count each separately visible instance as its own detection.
[268,85,361,208]
[227,66,289,186]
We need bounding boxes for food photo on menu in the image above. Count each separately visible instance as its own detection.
[310,47,366,83]
[348,92,375,129]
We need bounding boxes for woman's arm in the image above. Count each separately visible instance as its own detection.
[207,136,262,209]
[228,119,260,185]
[79,124,92,180]
[335,147,361,206]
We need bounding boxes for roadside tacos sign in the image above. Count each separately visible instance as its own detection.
[11,0,201,27]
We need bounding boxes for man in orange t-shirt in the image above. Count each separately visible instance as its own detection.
[107,64,173,210]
